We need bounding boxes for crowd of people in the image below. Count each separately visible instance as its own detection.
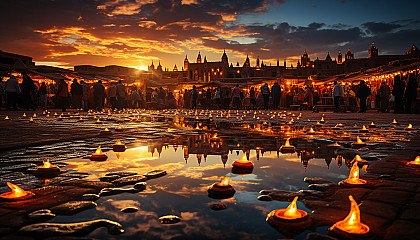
[0,72,418,113]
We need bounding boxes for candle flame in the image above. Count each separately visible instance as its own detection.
[284,196,299,218]
[407,156,420,165]
[370,122,375,125]
[407,124,412,129]
[96,119,100,123]
[309,128,315,133]
[30,117,33,122]
[333,195,370,234]
[362,125,367,130]
[43,159,52,168]
[117,123,122,129]
[274,196,307,219]
[237,154,249,163]
[95,146,103,154]
[392,119,398,124]
[104,128,109,131]
[5,116,9,120]
[115,140,123,145]
[321,117,324,121]
[220,177,231,186]
[23,113,26,117]
[356,136,364,144]
[344,162,367,184]
[2,182,29,198]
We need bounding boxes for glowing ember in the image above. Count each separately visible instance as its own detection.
[331,195,370,234]
[343,162,367,185]
[407,156,420,166]
[0,182,33,199]
[274,196,307,220]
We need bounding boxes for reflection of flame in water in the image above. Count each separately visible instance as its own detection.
[274,196,307,219]
[0,182,30,199]
[333,195,370,234]
[220,177,231,186]
[344,162,366,184]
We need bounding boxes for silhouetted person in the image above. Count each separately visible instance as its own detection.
[93,80,105,111]
[56,79,69,112]
[392,75,405,114]
[261,83,270,110]
[39,82,48,109]
[21,72,36,110]
[379,81,390,113]
[356,80,371,113]
[271,82,281,109]
[191,85,198,109]
[116,80,126,109]
[4,75,21,110]
[70,79,82,109]
[232,84,241,109]
[249,87,255,109]
[333,81,344,112]
[404,73,418,113]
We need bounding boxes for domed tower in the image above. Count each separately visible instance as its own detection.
[345,49,354,60]
[148,61,155,71]
[221,49,228,65]
[184,55,189,71]
[173,64,178,71]
[197,52,202,63]
[368,43,378,58]
[156,61,163,72]
[338,50,342,64]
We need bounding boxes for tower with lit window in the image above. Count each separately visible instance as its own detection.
[338,51,342,64]
[368,43,378,58]
[197,52,202,63]
[184,55,189,71]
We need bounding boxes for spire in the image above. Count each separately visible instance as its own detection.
[221,49,228,64]
[204,56,207,63]
[197,51,202,63]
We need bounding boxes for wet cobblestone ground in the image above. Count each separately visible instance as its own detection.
[0,109,419,240]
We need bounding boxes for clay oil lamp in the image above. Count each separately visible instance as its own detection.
[368,122,376,128]
[90,146,108,161]
[207,177,235,199]
[113,139,126,152]
[406,156,420,167]
[34,159,60,178]
[307,127,316,135]
[115,123,123,132]
[4,116,10,120]
[339,162,367,187]
[352,136,366,149]
[405,124,413,130]
[329,195,374,239]
[391,119,398,124]
[232,154,254,174]
[327,142,342,150]
[100,128,111,136]
[0,182,34,201]
[266,196,311,232]
[359,125,369,133]
[280,138,295,153]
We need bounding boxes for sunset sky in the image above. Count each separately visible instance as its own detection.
[1,0,419,70]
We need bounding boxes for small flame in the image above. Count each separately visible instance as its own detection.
[117,123,122,129]
[1,182,29,198]
[79,117,83,120]
[94,146,103,155]
[333,195,370,234]
[103,128,109,131]
[23,113,26,117]
[356,136,364,144]
[284,138,291,146]
[115,140,123,145]
[344,162,366,184]
[321,117,324,121]
[370,122,375,126]
[30,117,33,122]
[5,116,9,120]
[407,124,413,129]
[220,177,231,186]
[274,196,307,219]
[167,128,172,132]
[43,159,52,168]
[237,154,249,163]
[407,156,420,165]
[33,113,37,118]
[362,125,367,130]
[392,119,398,124]
[309,128,315,133]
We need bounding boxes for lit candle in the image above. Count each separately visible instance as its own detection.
[100,128,111,135]
[280,138,295,153]
[207,177,236,199]
[359,125,369,133]
[307,127,316,135]
[0,182,34,200]
[391,119,398,124]
[115,123,123,132]
[352,136,366,148]
[95,118,101,124]
[266,196,311,230]
[4,116,10,120]
[34,159,60,178]
[90,146,108,161]
[320,117,325,123]
[368,122,376,128]
[405,124,413,130]
[407,156,420,167]
[328,195,371,237]
[113,139,126,152]
[340,162,367,185]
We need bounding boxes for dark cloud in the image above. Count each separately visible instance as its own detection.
[362,22,403,34]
